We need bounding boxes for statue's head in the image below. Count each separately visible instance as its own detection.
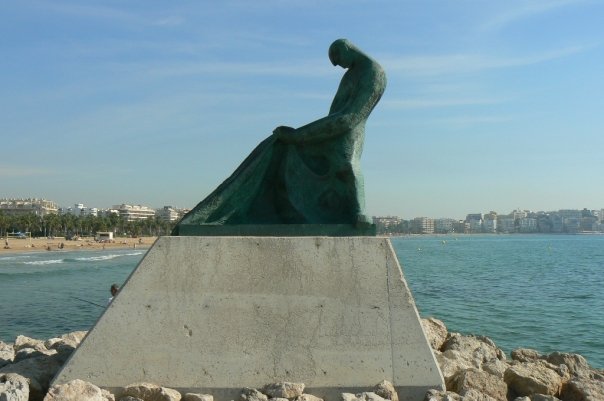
[329,38,360,68]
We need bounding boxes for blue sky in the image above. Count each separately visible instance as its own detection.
[2,1,603,220]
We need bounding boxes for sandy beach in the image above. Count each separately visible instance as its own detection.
[1,236,158,253]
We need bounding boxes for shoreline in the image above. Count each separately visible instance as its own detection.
[1,236,158,254]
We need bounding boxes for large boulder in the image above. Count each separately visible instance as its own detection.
[435,350,475,389]
[459,389,498,401]
[0,351,65,401]
[0,372,29,401]
[121,383,181,401]
[531,394,561,401]
[504,361,563,397]
[13,336,46,352]
[374,380,398,401]
[341,392,387,401]
[240,388,268,401]
[511,349,542,363]
[442,334,506,368]
[421,318,448,351]
[44,331,88,351]
[43,379,114,401]
[262,382,305,399]
[482,359,509,379]
[295,395,322,401]
[0,342,15,369]
[560,378,604,401]
[546,352,592,379]
[182,394,213,401]
[422,389,462,401]
[451,369,507,401]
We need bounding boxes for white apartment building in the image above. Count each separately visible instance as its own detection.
[113,204,156,221]
[483,218,497,233]
[519,217,538,232]
[434,218,455,233]
[157,206,181,222]
[0,198,58,216]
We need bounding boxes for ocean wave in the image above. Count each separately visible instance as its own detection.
[0,255,33,261]
[22,259,65,265]
[73,251,144,262]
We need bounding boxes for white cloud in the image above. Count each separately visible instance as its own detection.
[382,44,592,76]
[481,0,590,31]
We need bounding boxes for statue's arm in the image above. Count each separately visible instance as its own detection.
[275,64,385,144]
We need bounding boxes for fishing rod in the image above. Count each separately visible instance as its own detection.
[71,296,105,308]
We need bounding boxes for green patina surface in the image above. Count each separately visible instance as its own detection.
[173,39,386,236]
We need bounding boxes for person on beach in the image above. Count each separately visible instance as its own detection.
[108,283,120,304]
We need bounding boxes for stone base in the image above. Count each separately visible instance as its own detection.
[53,236,444,400]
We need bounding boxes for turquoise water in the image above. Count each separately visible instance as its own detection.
[0,235,602,368]
[0,249,144,340]
[391,234,604,369]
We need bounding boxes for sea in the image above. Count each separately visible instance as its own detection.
[0,234,602,369]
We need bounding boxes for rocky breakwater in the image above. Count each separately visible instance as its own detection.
[421,317,604,401]
[1,318,603,401]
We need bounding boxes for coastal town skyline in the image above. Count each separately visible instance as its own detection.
[2,2,604,219]
[2,196,602,223]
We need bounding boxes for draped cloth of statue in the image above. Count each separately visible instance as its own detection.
[173,39,386,233]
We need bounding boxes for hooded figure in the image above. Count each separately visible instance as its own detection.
[173,39,386,233]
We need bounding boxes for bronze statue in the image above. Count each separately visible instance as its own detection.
[173,39,386,234]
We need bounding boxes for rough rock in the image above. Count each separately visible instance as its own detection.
[59,331,88,346]
[13,336,46,352]
[511,349,542,363]
[263,382,305,399]
[459,389,498,401]
[512,397,530,401]
[560,378,604,401]
[0,342,15,369]
[295,395,322,401]
[435,349,477,389]
[531,394,561,401]
[240,388,268,401]
[423,389,462,401]
[0,351,65,401]
[482,359,509,379]
[451,369,507,401]
[546,352,592,379]
[374,380,398,401]
[183,394,213,401]
[443,334,506,366]
[504,361,563,397]
[121,383,181,401]
[119,397,144,401]
[43,379,114,401]
[421,318,448,351]
[13,347,56,363]
[0,372,29,401]
[341,392,386,401]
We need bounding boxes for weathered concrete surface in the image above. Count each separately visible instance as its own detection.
[53,236,444,400]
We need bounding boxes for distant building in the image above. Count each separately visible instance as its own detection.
[519,217,538,233]
[434,218,455,234]
[112,204,156,221]
[498,217,515,233]
[412,217,434,234]
[0,198,58,216]
[157,206,181,222]
[483,217,497,233]
[60,203,98,217]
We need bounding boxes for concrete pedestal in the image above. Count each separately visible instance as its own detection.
[53,236,444,400]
